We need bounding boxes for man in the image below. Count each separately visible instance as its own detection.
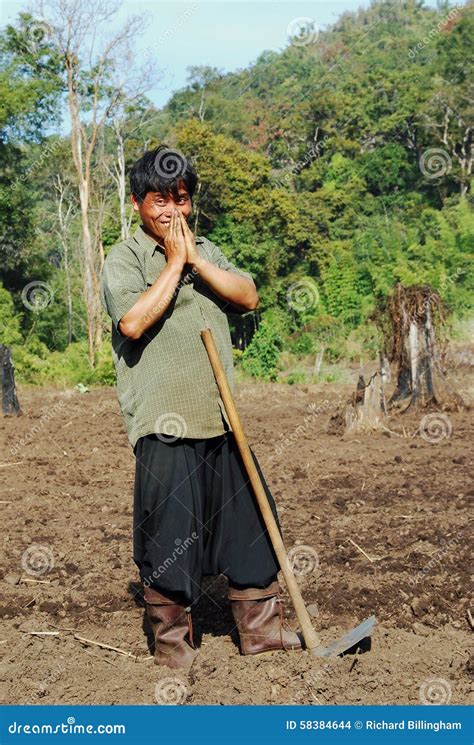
[100,145,302,669]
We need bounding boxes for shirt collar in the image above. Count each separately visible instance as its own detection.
[134,224,204,256]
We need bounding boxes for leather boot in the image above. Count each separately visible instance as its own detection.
[228,581,303,655]
[144,586,198,669]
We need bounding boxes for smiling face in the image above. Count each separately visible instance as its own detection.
[131,180,192,244]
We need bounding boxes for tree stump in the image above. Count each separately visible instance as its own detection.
[345,371,386,434]
[387,284,463,411]
[0,344,22,416]
[328,283,464,437]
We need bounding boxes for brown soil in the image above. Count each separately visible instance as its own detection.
[1,377,472,706]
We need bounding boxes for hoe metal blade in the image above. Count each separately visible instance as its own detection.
[310,615,377,658]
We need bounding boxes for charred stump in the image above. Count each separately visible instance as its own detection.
[345,370,387,434]
[387,284,463,411]
[329,356,390,436]
[0,344,22,416]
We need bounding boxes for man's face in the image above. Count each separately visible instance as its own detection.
[131,181,192,243]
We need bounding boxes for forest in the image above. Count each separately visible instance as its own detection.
[1,0,472,386]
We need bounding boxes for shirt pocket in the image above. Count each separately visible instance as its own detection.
[145,260,198,320]
[144,252,167,287]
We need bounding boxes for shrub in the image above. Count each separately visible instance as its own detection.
[13,339,115,386]
[286,372,307,385]
[241,315,282,381]
[0,284,22,345]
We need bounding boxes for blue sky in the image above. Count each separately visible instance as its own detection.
[2,0,439,110]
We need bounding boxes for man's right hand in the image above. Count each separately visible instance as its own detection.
[118,209,190,340]
[164,209,187,269]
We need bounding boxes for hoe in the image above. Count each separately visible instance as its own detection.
[201,328,376,658]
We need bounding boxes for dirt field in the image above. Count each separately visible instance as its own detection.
[1,373,472,706]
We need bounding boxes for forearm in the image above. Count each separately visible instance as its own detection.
[191,256,258,312]
[119,262,185,339]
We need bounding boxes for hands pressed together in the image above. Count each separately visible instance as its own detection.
[161,207,258,314]
[119,206,257,341]
[163,209,200,269]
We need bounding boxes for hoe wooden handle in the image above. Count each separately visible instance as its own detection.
[201,328,321,652]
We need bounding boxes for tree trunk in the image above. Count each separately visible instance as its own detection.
[78,179,101,365]
[64,240,73,345]
[313,347,324,377]
[116,130,129,240]
[344,370,386,435]
[55,176,74,346]
[379,352,390,414]
[67,53,102,367]
[387,283,463,410]
[0,345,22,416]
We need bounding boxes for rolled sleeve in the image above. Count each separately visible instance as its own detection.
[204,239,254,282]
[100,246,145,335]
[200,238,255,316]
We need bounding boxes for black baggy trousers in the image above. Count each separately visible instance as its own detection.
[133,431,281,605]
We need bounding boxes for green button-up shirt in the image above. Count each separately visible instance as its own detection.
[100,225,253,450]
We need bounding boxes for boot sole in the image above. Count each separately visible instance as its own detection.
[243,645,303,657]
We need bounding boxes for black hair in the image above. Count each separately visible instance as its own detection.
[129,145,198,203]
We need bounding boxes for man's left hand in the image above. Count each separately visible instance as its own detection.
[178,211,201,266]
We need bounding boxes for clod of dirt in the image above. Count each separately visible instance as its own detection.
[3,572,21,586]
[410,596,430,618]
[412,622,431,636]
[466,655,474,676]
